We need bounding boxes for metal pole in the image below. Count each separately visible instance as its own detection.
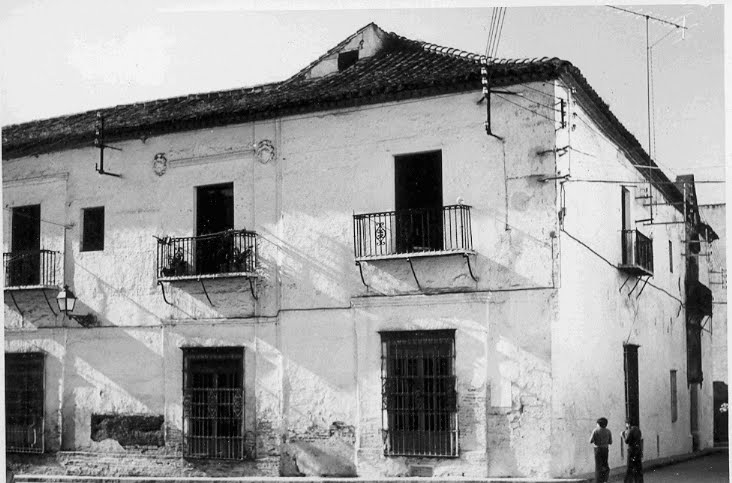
[646,15,652,158]
[646,15,654,223]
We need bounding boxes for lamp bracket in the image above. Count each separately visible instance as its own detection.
[69,313,98,328]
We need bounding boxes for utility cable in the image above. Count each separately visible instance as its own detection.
[511,82,557,100]
[490,8,507,61]
[2,207,71,229]
[561,227,685,306]
[564,179,725,185]
[493,93,556,123]
[498,90,563,113]
[484,8,499,58]
[486,7,503,60]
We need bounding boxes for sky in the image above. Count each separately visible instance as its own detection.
[0,1,726,203]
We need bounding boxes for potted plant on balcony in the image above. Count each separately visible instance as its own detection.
[230,246,253,272]
[162,248,187,277]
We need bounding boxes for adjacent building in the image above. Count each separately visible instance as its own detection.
[699,203,727,445]
[3,23,721,478]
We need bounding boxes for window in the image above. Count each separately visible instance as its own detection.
[670,370,678,422]
[380,330,457,457]
[669,240,673,273]
[338,50,359,71]
[81,207,105,251]
[182,347,245,460]
[5,352,45,453]
[623,344,640,427]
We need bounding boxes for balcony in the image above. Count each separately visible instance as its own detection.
[3,250,60,290]
[353,205,474,261]
[619,229,654,277]
[156,229,258,281]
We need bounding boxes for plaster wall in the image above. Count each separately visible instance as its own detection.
[352,293,490,477]
[550,84,713,476]
[4,86,559,476]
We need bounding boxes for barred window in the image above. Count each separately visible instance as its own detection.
[380,330,458,457]
[182,347,245,460]
[5,352,45,453]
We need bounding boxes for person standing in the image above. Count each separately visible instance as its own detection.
[590,417,613,482]
[622,419,644,483]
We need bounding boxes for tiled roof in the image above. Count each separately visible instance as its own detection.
[1,24,570,160]
[0,22,682,209]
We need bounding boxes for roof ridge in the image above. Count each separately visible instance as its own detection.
[285,22,382,83]
[387,29,564,67]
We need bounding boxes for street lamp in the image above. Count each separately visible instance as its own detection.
[56,285,77,315]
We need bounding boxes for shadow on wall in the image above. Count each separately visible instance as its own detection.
[261,217,358,306]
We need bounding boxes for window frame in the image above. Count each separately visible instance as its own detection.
[81,206,105,252]
[380,329,458,458]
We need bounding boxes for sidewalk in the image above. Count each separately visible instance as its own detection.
[574,447,727,482]
[13,448,728,483]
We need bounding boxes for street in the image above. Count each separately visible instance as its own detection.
[638,450,729,482]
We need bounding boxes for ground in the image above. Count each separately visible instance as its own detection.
[630,451,729,482]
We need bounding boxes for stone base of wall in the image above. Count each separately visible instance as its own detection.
[357,448,488,478]
[7,452,279,478]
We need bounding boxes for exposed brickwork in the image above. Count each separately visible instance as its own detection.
[8,452,279,478]
[91,414,164,447]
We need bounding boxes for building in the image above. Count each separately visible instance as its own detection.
[699,203,727,445]
[3,23,719,478]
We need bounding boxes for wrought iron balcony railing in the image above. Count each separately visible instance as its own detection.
[620,229,654,276]
[353,205,473,260]
[156,229,257,280]
[3,250,60,289]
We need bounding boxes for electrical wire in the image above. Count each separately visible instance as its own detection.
[3,207,71,229]
[512,82,557,100]
[498,90,563,113]
[573,113,680,178]
[484,8,500,59]
[490,8,507,61]
[493,93,556,123]
[564,179,725,185]
[562,227,685,306]
[486,7,503,60]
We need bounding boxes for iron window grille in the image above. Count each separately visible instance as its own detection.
[354,205,472,259]
[3,249,60,288]
[182,347,246,460]
[157,229,257,280]
[5,352,45,453]
[380,330,458,457]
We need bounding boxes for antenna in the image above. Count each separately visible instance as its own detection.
[608,5,688,225]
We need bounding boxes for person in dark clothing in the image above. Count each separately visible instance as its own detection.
[590,417,612,482]
[622,419,644,483]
